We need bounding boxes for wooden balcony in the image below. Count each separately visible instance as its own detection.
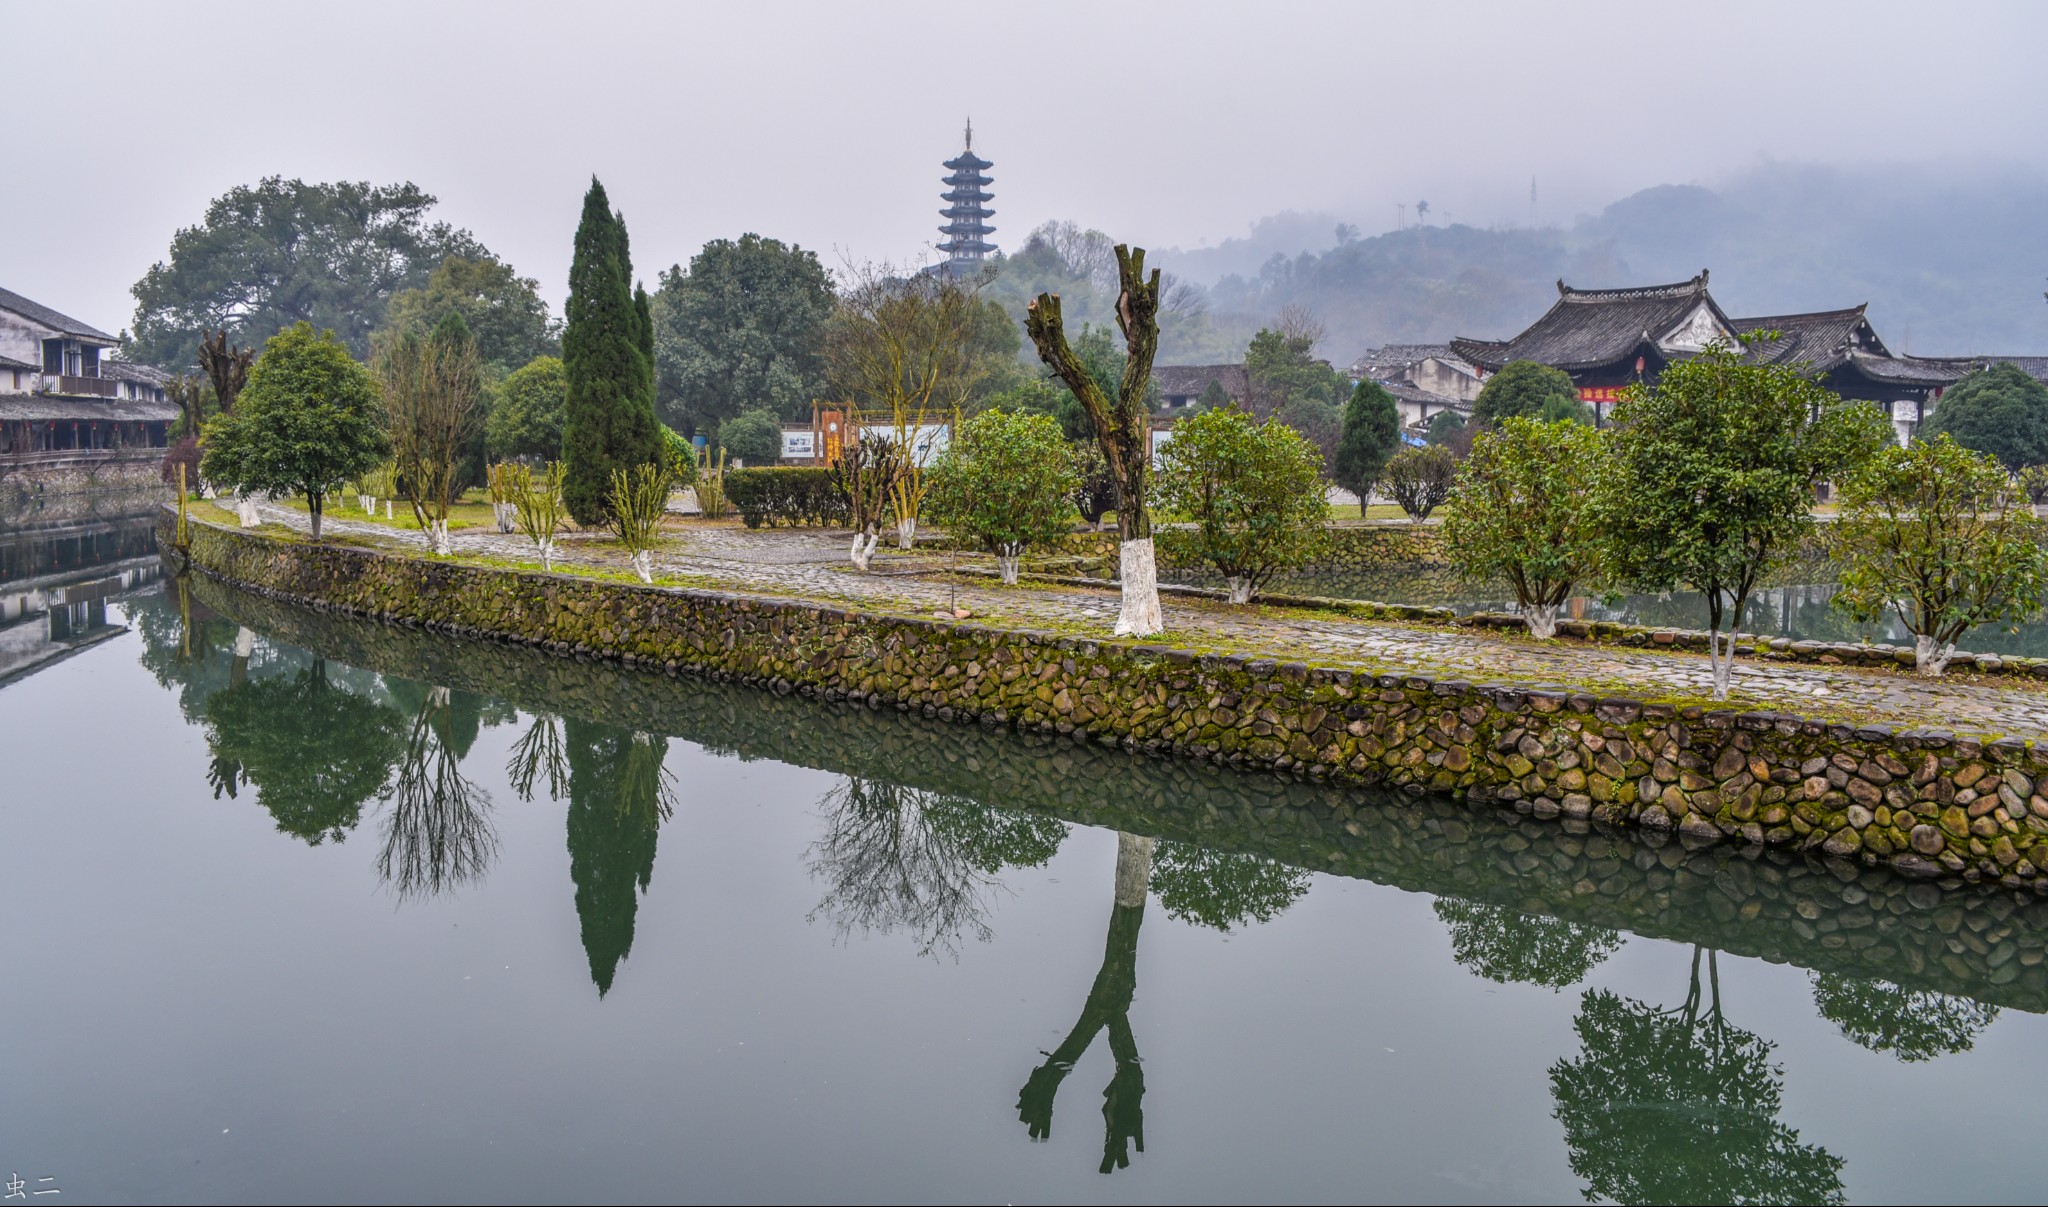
[54,375,118,398]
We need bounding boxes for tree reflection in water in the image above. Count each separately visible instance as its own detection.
[565,721,675,997]
[1019,836,1310,1174]
[374,684,499,901]
[1549,947,1846,1206]
[1433,899,1625,990]
[1810,973,2001,1063]
[203,658,408,845]
[805,777,1067,960]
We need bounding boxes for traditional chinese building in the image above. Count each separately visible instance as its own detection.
[934,122,996,276]
[0,285,176,460]
[1450,271,1974,440]
[1348,344,1482,430]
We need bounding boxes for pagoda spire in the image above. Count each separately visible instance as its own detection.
[937,119,995,273]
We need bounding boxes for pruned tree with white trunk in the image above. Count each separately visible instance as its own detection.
[834,432,902,572]
[1024,245,1166,636]
[1831,434,2048,675]
[928,408,1078,584]
[1442,417,1606,638]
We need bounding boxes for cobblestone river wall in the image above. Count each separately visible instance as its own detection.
[166,511,2048,893]
[187,571,2048,1013]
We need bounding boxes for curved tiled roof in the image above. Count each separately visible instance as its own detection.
[1451,271,1724,372]
[0,286,117,344]
[1732,305,1874,370]
[1153,363,1249,399]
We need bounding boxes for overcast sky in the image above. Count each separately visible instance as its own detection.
[8,0,2045,334]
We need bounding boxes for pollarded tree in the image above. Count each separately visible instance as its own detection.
[1381,444,1457,523]
[1598,342,1890,700]
[1441,417,1606,638]
[1331,379,1401,515]
[1025,245,1168,636]
[927,408,1079,584]
[1831,435,2048,674]
[1154,407,1328,604]
[199,322,386,540]
[1472,358,1579,426]
[1920,361,2048,471]
[561,178,664,526]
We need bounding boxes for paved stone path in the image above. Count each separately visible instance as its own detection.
[247,502,2048,737]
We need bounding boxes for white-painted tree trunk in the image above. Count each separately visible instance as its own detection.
[234,626,255,661]
[1523,602,1560,639]
[236,495,260,528]
[385,500,393,520]
[1225,575,1254,605]
[849,531,879,572]
[630,549,654,584]
[359,494,373,515]
[896,515,918,550]
[996,553,1022,585]
[536,538,556,572]
[494,502,516,533]
[1114,832,1155,908]
[1915,633,1956,676]
[1115,538,1165,637]
[1708,629,1736,700]
[427,519,451,556]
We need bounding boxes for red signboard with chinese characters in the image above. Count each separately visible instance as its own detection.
[1578,387,1622,403]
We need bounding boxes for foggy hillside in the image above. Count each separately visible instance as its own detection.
[1140,161,2048,367]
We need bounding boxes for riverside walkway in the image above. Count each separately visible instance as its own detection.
[240,501,2048,738]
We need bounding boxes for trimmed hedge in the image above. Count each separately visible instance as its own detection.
[723,466,849,528]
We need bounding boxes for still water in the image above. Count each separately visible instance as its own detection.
[6,556,2048,1202]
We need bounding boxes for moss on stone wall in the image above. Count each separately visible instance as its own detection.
[164,508,2048,892]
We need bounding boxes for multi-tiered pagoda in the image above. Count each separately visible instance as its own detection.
[936,122,995,274]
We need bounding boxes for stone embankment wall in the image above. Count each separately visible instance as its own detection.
[4,453,164,502]
[165,510,2048,891]
[189,572,2048,1011]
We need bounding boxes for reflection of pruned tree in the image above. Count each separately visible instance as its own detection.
[203,659,408,845]
[1550,947,1846,1205]
[1811,973,2000,1063]
[1018,832,1151,1175]
[507,713,569,802]
[565,722,675,997]
[1433,899,1624,990]
[1149,842,1309,932]
[806,777,1067,960]
[375,685,498,901]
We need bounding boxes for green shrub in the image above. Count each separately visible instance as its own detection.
[723,466,849,528]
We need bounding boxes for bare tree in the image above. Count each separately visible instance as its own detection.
[197,329,253,414]
[377,686,498,901]
[1276,304,1325,352]
[1025,245,1166,635]
[826,262,994,553]
[377,329,484,555]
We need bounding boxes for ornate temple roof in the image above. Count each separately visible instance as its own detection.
[936,122,995,266]
[1452,271,1732,372]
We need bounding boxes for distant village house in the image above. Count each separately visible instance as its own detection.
[0,286,175,458]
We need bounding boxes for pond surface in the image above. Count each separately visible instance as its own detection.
[1262,570,2048,660]
[7,554,2048,1203]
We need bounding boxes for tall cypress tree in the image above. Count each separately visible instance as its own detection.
[562,178,663,525]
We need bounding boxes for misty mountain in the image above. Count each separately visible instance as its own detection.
[1147,162,2048,368]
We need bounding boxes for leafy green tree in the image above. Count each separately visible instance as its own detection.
[565,719,672,997]
[1149,843,1309,931]
[1332,379,1401,514]
[204,661,408,845]
[1442,417,1606,637]
[1433,899,1623,989]
[1243,325,1344,417]
[486,355,568,461]
[1809,973,2001,1062]
[1381,444,1457,523]
[199,322,387,539]
[1194,377,1233,413]
[130,177,488,367]
[381,254,559,370]
[1597,343,1890,699]
[1155,407,1328,603]
[928,408,1079,583]
[1549,950,1845,1205]
[561,178,664,526]
[1274,396,1341,465]
[651,234,833,434]
[1832,435,2048,674]
[1921,362,2048,471]
[717,408,783,465]
[1425,409,1467,446]
[1472,359,1580,426]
